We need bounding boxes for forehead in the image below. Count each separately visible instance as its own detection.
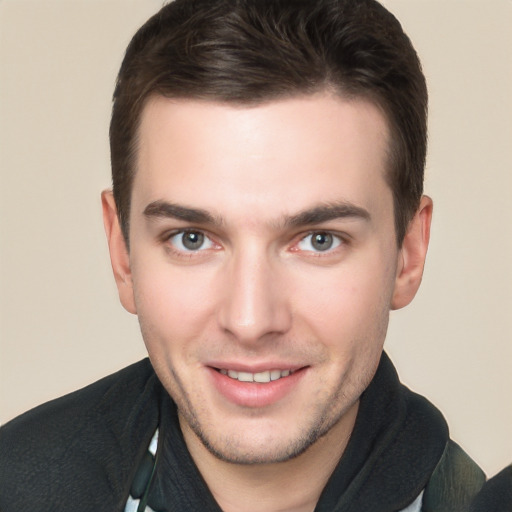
[133,93,392,224]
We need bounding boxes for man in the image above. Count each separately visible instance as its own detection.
[469,464,512,512]
[0,0,487,510]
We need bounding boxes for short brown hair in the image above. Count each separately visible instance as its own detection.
[110,0,427,246]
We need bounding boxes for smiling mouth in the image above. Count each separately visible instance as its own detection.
[215,368,295,383]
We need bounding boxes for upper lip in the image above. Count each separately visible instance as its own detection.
[207,362,307,373]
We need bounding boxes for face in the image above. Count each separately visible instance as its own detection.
[104,93,427,465]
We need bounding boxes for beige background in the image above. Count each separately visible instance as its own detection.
[1,0,511,477]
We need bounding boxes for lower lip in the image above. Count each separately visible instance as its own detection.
[208,367,307,408]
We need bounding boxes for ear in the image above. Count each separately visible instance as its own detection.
[101,190,137,314]
[391,195,433,310]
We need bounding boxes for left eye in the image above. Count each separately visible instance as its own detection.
[297,232,342,252]
[168,231,214,252]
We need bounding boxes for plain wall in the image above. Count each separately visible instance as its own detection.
[1,0,511,477]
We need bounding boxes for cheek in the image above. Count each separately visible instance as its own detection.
[291,259,395,343]
[131,261,217,343]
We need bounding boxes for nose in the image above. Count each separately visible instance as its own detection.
[217,247,292,345]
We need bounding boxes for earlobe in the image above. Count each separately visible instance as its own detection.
[391,195,433,310]
[101,190,137,314]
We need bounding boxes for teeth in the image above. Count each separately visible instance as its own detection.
[237,371,254,382]
[270,370,281,381]
[254,371,270,383]
[220,369,293,383]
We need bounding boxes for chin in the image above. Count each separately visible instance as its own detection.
[179,396,356,466]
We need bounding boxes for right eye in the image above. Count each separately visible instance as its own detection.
[168,231,214,252]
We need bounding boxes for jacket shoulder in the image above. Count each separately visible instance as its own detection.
[422,440,486,512]
[0,359,160,511]
[1,358,155,442]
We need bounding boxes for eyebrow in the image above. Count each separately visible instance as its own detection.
[143,200,370,228]
[285,202,371,227]
[143,201,220,225]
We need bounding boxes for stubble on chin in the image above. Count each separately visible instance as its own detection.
[173,362,374,466]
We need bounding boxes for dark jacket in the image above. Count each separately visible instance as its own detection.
[0,355,485,511]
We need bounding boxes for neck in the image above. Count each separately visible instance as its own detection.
[180,401,359,512]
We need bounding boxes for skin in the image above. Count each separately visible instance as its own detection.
[102,93,432,512]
